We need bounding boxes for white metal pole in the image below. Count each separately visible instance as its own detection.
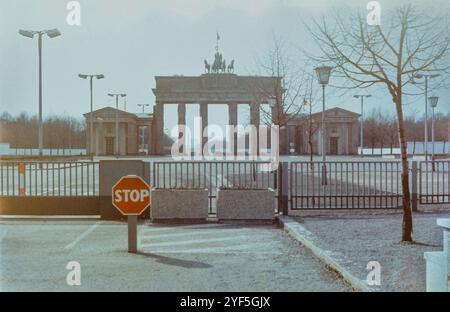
[360,96,364,158]
[115,96,119,156]
[322,85,326,162]
[38,33,43,157]
[90,76,94,160]
[321,85,327,185]
[432,106,435,171]
[424,77,428,161]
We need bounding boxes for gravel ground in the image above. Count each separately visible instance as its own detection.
[0,220,348,292]
[293,212,450,292]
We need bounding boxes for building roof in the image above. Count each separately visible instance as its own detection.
[83,106,153,120]
[288,107,360,121]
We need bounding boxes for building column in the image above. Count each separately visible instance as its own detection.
[151,102,164,155]
[228,102,238,156]
[178,103,186,155]
[95,122,102,156]
[200,103,208,155]
[250,101,260,156]
[146,123,152,155]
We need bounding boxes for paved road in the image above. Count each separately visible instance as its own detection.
[0,220,348,291]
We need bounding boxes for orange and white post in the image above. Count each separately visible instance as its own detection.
[18,163,25,196]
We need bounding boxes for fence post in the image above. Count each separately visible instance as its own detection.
[411,161,418,212]
[277,162,289,215]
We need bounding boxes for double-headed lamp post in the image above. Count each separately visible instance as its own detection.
[137,104,150,114]
[354,95,372,158]
[137,104,150,155]
[413,73,440,160]
[314,66,333,185]
[429,96,439,171]
[108,93,126,156]
[19,28,61,157]
[79,74,104,159]
[123,94,127,112]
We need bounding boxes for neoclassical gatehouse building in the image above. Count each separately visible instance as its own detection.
[286,107,360,155]
[83,107,153,156]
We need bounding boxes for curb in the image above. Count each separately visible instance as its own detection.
[278,215,373,292]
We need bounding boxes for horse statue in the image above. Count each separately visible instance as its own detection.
[227,60,234,73]
[204,60,210,73]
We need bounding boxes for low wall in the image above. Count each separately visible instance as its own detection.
[217,188,275,221]
[0,196,99,215]
[150,188,209,222]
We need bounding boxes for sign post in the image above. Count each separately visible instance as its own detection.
[112,175,151,253]
[128,215,138,253]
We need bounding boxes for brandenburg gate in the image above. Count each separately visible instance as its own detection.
[151,52,281,155]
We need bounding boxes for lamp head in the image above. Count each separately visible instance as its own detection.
[428,96,439,108]
[19,29,35,38]
[78,74,88,79]
[95,74,105,80]
[314,66,333,85]
[46,29,61,38]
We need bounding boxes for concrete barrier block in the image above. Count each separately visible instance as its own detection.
[424,251,447,292]
[217,188,275,221]
[150,188,209,222]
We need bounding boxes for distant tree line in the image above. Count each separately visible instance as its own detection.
[0,112,86,149]
[363,108,449,153]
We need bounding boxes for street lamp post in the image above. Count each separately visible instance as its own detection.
[413,73,440,161]
[137,104,150,114]
[123,94,127,112]
[108,93,126,156]
[354,95,372,158]
[429,96,439,171]
[137,104,150,155]
[315,66,333,185]
[19,28,61,158]
[79,74,104,160]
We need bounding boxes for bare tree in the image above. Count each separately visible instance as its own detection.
[252,36,310,154]
[308,5,450,241]
[0,112,86,149]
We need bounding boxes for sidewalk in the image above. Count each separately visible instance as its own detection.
[280,212,449,292]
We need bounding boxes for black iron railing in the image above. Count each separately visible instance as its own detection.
[290,161,403,209]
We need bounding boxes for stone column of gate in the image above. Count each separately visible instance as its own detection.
[228,102,238,157]
[250,101,260,157]
[151,102,164,155]
[200,102,208,156]
[149,120,155,155]
[177,103,186,155]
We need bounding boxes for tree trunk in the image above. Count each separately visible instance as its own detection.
[395,96,413,242]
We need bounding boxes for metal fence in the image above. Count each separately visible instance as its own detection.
[290,161,403,209]
[0,161,99,197]
[419,160,450,204]
[152,161,277,213]
[1,159,448,212]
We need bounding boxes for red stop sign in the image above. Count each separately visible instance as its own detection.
[112,175,151,215]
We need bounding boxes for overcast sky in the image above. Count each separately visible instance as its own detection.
[1,0,449,129]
